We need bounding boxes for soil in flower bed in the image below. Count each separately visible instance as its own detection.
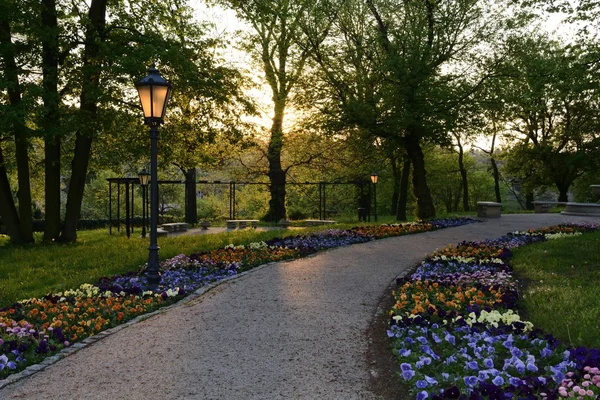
[367,282,412,400]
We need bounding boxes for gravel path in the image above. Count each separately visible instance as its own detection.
[0,214,596,400]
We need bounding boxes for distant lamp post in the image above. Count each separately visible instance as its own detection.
[135,64,172,289]
[138,168,150,238]
[370,172,378,222]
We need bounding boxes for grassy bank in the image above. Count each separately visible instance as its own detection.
[511,229,600,348]
[0,227,310,308]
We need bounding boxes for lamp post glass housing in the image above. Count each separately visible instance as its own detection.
[370,172,378,221]
[135,64,172,289]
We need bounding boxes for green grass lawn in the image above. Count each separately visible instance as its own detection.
[511,230,600,349]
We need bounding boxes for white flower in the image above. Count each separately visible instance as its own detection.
[462,310,534,332]
[545,232,582,240]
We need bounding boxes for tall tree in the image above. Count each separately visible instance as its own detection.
[41,0,62,241]
[303,0,512,219]
[60,0,107,242]
[212,0,333,221]
[500,34,600,202]
[0,0,34,243]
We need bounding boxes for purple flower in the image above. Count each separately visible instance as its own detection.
[492,376,504,386]
[403,369,416,380]
[540,347,553,358]
[483,358,494,368]
[400,362,413,371]
[574,346,589,362]
[510,347,523,358]
[464,376,478,387]
[509,377,521,386]
[467,361,479,370]
[416,390,429,400]
[416,380,428,389]
[526,363,538,372]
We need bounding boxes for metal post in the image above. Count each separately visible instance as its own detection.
[125,181,130,238]
[131,182,135,234]
[323,183,327,220]
[373,182,378,222]
[109,181,112,234]
[117,182,121,232]
[141,184,147,238]
[147,125,161,288]
[229,182,233,220]
[367,184,371,222]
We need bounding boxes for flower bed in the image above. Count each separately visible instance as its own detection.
[0,217,477,380]
[388,223,600,399]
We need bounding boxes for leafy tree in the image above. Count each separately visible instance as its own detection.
[210,0,336,221]
[300,0,514,219]
[500,34,600,202]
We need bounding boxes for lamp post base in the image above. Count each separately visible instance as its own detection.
[146,243,161,289]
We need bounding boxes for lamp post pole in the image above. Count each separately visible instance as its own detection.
[373,183,378,222]
[147,125,160,286]
[371,172,378,222]
[135,63,172,290]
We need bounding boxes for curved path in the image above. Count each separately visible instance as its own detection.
[0,214,596,399]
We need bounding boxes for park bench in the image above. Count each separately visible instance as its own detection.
[303,219,337,226]
[160,222,189,232]
[476,202,502,218]
[532,201,568,213]
[226,220,259,229]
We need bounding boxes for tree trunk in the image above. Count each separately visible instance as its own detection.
[405,132,435,219]
[525,191,534,210]
[184,168,198,224]
[396,158,410,221]
[265,98,287,222]
[0,16,33,243]
[60,0,107,242]
[390,155,399,216]
[0,146,26,242]
[491,157,501,203]
[556,183,569,203]
[457,142,469,211]
[42,0,61,241]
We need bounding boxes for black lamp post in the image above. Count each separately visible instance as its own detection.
[135,64,172,289]
[370,172,378,222]
[138,169,150,238]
